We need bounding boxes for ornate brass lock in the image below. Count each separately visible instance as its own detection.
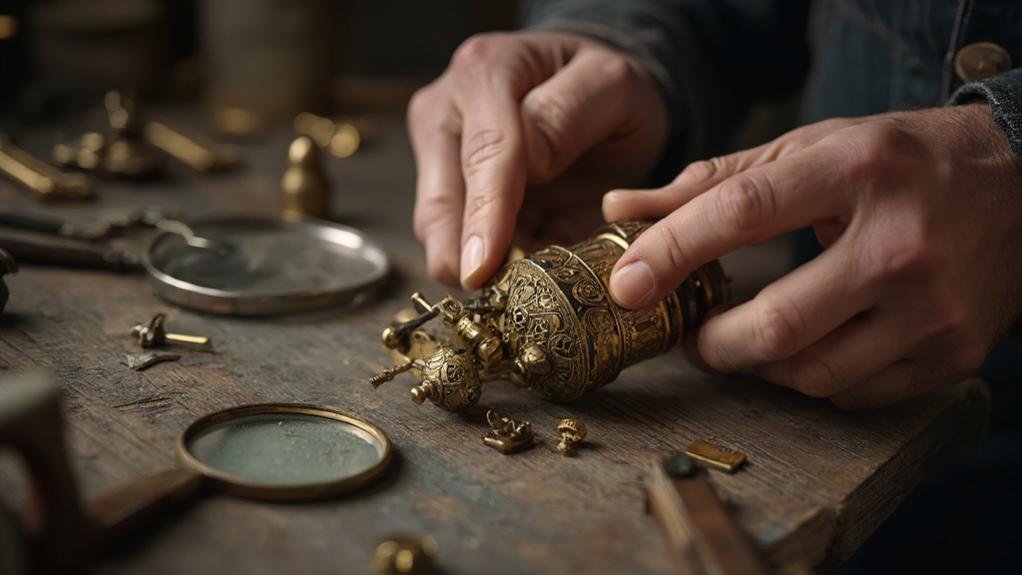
[370,221,730,411]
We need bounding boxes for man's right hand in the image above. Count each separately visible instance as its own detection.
[408,31,669,288]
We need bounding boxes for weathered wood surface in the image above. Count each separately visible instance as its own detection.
[0,114,989,574]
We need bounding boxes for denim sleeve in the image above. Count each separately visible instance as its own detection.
[519,0,811,182]
[950,69,1022,169]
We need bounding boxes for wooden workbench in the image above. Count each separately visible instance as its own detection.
[0,114,989,574]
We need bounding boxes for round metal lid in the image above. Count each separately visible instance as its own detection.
[144,217,389,315]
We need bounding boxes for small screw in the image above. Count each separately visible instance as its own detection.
[131,313,212,351]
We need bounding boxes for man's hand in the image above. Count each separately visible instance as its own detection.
[604,104,1022,408]
[408,31,668,288]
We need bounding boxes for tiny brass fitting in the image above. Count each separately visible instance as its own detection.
[131,313,213,351]
[556,417,587,455]
[483,410,535,454]
[381,326,401,349]
[281,136,330,221]
[372,535,439,575]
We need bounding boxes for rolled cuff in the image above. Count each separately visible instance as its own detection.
[950,69,1022,167]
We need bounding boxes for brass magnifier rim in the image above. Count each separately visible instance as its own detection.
[176,403,393,501]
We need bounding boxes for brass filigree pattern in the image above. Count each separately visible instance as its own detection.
[372,221,730,411]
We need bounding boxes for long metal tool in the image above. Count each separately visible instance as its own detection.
[0,228,143,272]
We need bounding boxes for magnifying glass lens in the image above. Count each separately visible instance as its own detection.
[185,412,386,487]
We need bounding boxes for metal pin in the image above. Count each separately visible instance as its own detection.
[409,292,435,313]
[0,135,92,201]
[131,313,213,351]
[145,120,239,173]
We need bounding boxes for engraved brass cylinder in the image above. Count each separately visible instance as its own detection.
[495,220,728,401]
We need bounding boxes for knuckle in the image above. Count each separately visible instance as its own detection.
[464,189,502,221]
[523,96,573,182]
[788,359,841,398]
[412,194,461,242]
[677,158,721,184]
[598,56,637,89]
[716,174,774,233]
[848,122,914,180]
[752,299,803,360]
[863,218,940,285]
[461,128,509,176]
[451,33,505,71]
[654,222,690,274]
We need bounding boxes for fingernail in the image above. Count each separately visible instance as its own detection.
[610,260,655,308]
[460,234,485,286]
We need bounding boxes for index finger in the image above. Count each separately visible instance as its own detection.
[609,138,854,309]
[452,49,529,288]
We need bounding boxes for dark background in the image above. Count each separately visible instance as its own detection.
[0,0,518,129]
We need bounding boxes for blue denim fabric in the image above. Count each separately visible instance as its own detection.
[522,0,1022,173]
[521,2,1022,573]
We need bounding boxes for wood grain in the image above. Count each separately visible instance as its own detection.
[0,113,989,574]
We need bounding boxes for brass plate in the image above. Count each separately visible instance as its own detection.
[684,440,746,473]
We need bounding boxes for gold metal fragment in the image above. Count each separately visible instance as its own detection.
[371,221,730,411]
[372,535,439,575]
[280,136,330,220]
[144,120,239,173]
[131,313,213,351]
[122,351,182,371]
[53,91,163,179]
[684,440,746,473]
[0,135,92,200]
[556,417,587,455]
[294,112,365,158]
[482,410,535,454]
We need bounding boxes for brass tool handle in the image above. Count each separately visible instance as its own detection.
[88,466,204,544]
[647,462,769,575]
[0,136,92,200]
[145,120,238,173]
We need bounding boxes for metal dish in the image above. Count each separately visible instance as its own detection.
[145,217,389,315]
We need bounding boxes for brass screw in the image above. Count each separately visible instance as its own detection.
[131,313,212,351]
[556,417,587,455]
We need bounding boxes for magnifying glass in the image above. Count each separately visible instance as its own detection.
[89,403,392,542]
